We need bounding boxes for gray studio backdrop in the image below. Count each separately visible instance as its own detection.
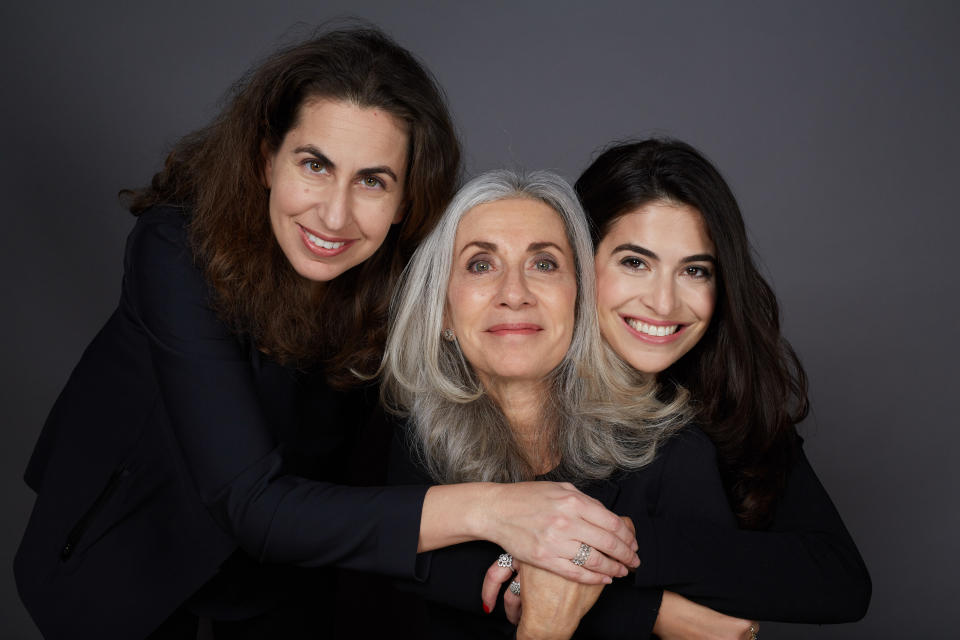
[3,2,957,638]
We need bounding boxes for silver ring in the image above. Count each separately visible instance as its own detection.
[571,542,592,566]
[497,553,513,568]
[509,580,520,596]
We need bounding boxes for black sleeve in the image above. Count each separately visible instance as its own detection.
[388,424,665,637]
[123,210,427,577]
[635,429,871,623]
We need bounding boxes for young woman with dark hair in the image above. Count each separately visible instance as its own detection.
[14,27,639,640]
[577,138,806,529]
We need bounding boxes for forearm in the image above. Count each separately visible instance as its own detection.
[418,483,497,551]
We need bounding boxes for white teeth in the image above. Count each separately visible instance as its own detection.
[625,318,679,337]
[306,231,345,250]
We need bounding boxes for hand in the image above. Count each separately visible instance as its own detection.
[481,516,637,616]
[514,562,605,640]
[653,591,759,640]
[480,482,640,583]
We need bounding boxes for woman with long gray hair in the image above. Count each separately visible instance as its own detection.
[382,170,760,638]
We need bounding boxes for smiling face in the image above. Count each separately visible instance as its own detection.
[594,200,717,374]
[263,98,409,282]
[446,198,577,390]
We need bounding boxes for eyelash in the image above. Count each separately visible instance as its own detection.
[359,175,385,189]
[619,256,712,280]
[533,257,558,272]
[465,256,560,274]
[684,265,712,279]
[619,256,649,271]
[301,160,386,189]
[467,258,493,274]
[303,159,329,174]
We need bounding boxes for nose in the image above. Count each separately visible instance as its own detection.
[643,272,678,316]
[496,266,536,309]
[318,183,351,231]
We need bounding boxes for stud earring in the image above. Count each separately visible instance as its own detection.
[441,328,455,342]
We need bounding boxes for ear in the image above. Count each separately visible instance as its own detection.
[260,140,274,189]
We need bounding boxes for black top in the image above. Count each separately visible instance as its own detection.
[15,207,428,639]
[390,424,871,638]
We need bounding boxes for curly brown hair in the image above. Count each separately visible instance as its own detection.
[124,26,461,387]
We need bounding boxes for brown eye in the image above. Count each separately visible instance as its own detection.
[684,265,711,279]
[620,257,648,271]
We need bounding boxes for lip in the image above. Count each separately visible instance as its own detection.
[621,315,687,344]
[298,224,355,257]
[486,323,542,335]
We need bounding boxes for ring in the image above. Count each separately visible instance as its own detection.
[571,542,592,566]
[509,580,520,596]
[497,553,513,568]
[748,624,759,640]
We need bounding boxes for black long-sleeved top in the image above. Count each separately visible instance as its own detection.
[390,424,870,638]
[15,207,428,639]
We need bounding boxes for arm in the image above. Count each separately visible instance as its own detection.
[125,210,425,577]
[386,427,638,617]
[635,428,871,622]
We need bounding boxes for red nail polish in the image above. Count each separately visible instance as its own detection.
[482,603,491,614]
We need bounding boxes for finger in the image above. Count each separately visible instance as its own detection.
[572,520,640,570]
[579,545,629,578]
[481,562,515,613]
[543,559,615,585]
[575,497,640,553]
[619,515,636,537]
[504,588,521,625]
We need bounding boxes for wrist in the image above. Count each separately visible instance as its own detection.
[462,482,498,543]
[517,618,576,640]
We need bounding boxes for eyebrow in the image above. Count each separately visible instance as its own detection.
[293,145,399,182]
[611,243,716,264]
[459,240,567,256]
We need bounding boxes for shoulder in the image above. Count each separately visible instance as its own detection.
[126,205,192,261]
[658,424,717,463]
[124,206,198,279]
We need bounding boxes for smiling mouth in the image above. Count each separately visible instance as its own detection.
[304,229,346,250]
[625,318,682,337]
[298,224,354,256]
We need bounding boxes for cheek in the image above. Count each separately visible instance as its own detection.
[693,286,717,323]
[596,271,634,313]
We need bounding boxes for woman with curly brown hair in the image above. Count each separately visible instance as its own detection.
[14,27,639,640]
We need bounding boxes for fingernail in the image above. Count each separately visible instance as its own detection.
[482,603,490,614]
[603,576,612,584]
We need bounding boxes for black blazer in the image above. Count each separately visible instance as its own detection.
[391,426,872,638]
[15,207,427,639]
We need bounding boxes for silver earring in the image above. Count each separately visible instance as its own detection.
[441,328,455,342]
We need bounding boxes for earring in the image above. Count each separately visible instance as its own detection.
[441,328,455,342]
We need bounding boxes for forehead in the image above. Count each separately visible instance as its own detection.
[607,201,714,252]
[285,98,409,162]
[455,197,569,247]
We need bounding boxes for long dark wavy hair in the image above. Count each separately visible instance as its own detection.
[123,26,461,387]
[575,138,808,528]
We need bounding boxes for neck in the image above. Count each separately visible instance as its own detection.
[483,377,557,475]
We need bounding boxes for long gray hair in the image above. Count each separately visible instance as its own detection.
[380,170,690,484]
